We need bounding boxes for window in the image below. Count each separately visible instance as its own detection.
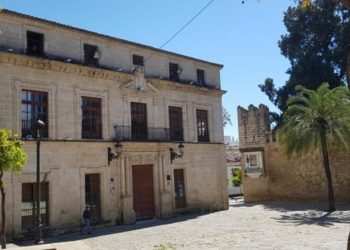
[84,44,99,66]
[132,54,144,66]
[244,152,263,171]
[85,174,101,219]
[81,97,102,139]
[196,109,209,142]
[131,102,147,140]
[22,182,49,230]
[197,69,205,85]
[26,31,44,56]
[21,90,48,138]
[244,151,264,178]
[169,106,183,141]
[174,169,186,209]
[169,63,179,81]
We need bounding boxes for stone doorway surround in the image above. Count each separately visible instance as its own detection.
[118,143,173,224]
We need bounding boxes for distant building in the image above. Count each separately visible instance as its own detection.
[0,9,228,237]
[225,136,242,196]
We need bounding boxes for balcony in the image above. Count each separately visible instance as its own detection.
[113,126,184,142]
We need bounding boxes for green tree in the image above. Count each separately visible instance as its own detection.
[0,130,27,249]
[278,83,350,212]
[259,0,350,113]
[231,168,242,187]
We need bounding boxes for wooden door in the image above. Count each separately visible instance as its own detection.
[85,174,101,220]
[132,165,155,219]
[174,169,186,209]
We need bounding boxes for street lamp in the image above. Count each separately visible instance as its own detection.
[34,119,45,244]
[170,142,185,163]
[107,141,123,166]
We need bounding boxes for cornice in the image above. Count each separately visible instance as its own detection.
[0,51,133,82]
[148,78,226,97]
[0,52,226,97]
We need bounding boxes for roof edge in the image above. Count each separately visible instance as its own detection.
[1,9,224,69]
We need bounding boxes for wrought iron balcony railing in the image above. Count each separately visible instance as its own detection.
[113,126,184,142]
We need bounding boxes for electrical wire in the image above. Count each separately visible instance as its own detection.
[50,0,216,120]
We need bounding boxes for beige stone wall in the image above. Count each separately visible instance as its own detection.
[0,11,228,236]
[0,12,221,87]
[238,105,350,204]
[1,141,227,234]
[237,104,270,149]
[0,52,227,235]
[0,52,224,143]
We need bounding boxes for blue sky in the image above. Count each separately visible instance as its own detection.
[1,0,293,140]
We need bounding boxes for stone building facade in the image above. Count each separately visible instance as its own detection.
[237,104,350,204]
[0,9,228,236]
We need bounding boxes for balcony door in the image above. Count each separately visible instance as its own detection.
[131,102,147,140]
[169,106,183,141]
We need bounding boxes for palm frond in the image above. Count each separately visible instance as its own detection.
[278,83,350,157]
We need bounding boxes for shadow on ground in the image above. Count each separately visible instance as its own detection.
[229,198,350,227]
[12,213,207,248]
[273,209,350,227]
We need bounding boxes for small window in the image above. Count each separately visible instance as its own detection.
[81,97,102,139]
[169,63,179,81]
[84,44,99,66]
[21,90,48,138]
[133,55,144,66]
[196,109,209,142]
[197,69,205,85]
[26,31,44,56]
[244,151,264,178]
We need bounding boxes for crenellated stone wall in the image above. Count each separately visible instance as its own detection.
[238,104,350,204]
[237,104,270,149]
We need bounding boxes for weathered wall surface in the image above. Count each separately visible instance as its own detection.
[0,12,221,87]
[1,141,227,234]
[238,104,350,204]
[0,10,228,236]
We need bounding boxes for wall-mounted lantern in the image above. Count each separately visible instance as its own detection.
[108,142,122,166]
[170,142,184,163]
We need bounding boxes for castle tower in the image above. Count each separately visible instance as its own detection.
[237,104,270,149]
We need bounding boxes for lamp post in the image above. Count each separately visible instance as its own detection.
[34,119,45,244]
[107,141,123,166]
[170,142,185,163]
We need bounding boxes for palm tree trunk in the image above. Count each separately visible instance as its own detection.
[320,128,336,212]
[0,169,6,249]
[346,52,350,91]
[347,230,350,250]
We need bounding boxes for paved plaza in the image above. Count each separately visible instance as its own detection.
[8,198,350,250]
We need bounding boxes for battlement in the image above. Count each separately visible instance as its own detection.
[237,104,270,149]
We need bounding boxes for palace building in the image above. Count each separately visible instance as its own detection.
[0,9,228,236]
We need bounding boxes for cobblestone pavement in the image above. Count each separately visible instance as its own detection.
[9,198,350,250]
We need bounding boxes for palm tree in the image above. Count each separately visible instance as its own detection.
[278,83,350,212]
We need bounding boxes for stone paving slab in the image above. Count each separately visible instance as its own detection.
[7,198,350,250]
